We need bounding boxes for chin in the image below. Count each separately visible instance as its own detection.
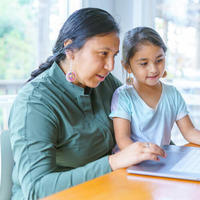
[88,82,101,88]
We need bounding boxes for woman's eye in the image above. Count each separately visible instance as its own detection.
[100,52,108,56]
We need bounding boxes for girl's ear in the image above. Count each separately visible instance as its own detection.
[64,39,74,60]
[121,60,132,74]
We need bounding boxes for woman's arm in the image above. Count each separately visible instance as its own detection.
[176,115,200,144]
[113,117,133,150]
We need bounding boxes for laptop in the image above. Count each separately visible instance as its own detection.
[127,145,200,181]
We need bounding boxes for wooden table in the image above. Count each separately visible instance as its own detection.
[41,143,200,200]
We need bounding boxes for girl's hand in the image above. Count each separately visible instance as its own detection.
[108,141,167,171]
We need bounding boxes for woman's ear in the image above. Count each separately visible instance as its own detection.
[64,39,74,60]
[121,60,132,74]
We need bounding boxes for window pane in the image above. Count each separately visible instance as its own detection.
[156,0,200,145]
[0,0,81,130]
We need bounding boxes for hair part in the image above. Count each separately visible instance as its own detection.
[122,27,167,67]
[27,7,120,82]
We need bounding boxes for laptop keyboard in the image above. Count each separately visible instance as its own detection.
[170,149,200,174]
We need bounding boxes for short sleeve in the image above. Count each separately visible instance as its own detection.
[109,86,132,121]
[174,87,189,121]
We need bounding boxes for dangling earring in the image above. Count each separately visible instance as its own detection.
[126,74,134,85]
[162,71,167,78]
[66,62,76,82]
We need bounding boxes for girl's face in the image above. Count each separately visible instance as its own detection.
[128,43,165,87]
[71,32,120,88]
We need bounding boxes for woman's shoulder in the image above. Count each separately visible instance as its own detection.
[103,73,122,89]
[12,82,43,110]
[14,69,56,107]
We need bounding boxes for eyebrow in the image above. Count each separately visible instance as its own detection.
[136,54,165,62]
[98,47,119,54]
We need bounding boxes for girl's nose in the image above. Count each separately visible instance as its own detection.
[149,63,158,73]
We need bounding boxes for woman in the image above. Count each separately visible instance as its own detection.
[9,8,166,200]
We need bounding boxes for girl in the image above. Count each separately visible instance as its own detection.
[110,27,200,151]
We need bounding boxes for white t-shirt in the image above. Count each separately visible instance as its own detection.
[109,82,189,146]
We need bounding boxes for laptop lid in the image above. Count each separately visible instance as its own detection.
[127,145,200,181]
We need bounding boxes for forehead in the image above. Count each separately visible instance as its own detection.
[82,32,120,51]
[134,43,164,59]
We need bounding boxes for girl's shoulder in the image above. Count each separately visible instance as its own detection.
[113,84,137,101]
[161,82,183,102]
[114,84,133,93]
[161,82,178,93]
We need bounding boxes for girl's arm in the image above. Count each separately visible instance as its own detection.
[176,115,200,144]
[113,117,133,150]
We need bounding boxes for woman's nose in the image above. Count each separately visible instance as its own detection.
[104,57,114,72]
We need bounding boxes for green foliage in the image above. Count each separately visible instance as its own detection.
[18,0,33,5]
[0,0,37,80]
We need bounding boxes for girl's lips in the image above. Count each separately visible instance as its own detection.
[147,74,159,79]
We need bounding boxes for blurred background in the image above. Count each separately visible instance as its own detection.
[0,0,199,145]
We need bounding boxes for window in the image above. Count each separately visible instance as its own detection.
[1,0,199,144]
[0,0,82,130]
[155,0,200,144]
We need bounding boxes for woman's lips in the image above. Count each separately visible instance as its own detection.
[96,74,108,81]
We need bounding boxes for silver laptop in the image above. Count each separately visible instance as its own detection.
[127,145,200,181]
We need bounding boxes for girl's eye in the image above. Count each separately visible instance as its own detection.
[140,62,147,66]
[156,59,163,63]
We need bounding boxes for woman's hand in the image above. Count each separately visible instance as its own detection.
[108,141,167,171]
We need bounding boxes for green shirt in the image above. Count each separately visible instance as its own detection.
[9,62,122,200]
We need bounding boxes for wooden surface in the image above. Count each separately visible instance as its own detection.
[41,143,200,200]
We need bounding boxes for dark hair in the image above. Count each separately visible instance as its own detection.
[122,27,167,66]
[27,7,120,82]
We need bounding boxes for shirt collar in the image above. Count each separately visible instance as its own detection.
[49,62,92,97]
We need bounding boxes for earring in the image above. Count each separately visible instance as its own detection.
[66,63,76,82]
[126,74,134,85]
[162,71,167,78]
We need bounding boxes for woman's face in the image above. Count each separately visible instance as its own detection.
[71,32,120,88]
